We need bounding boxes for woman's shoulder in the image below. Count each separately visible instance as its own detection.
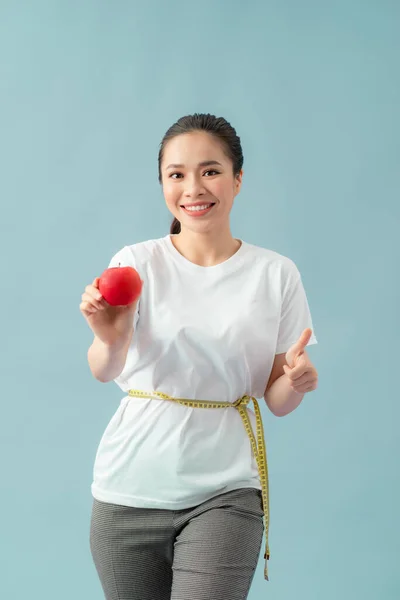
[242,240,300,276]
[125,235,167,254]
[108,236,169,268]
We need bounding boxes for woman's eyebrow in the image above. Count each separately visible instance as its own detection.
[165,160,223,170]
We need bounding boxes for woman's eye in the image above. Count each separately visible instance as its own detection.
[169,170,219,179]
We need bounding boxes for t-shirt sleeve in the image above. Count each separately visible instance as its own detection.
[275,261,318,355]
[107,245,140,329]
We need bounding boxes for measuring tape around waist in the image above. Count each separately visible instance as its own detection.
[127,389,271,581]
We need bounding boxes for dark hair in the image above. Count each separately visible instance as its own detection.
[158,113,244,235]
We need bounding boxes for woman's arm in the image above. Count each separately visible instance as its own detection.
[264,353,305,417]
[264,372,305,417]
[88,329,133,383]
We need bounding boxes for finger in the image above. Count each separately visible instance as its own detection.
[80,301,97,315]
[283,365,294,379]
[286,357,314,379]
[298,384,317,393]
[283,364,307,381]
[81,292,104,311]
[288,373,312,386]
[291,381,317,393]
[291,366,312,381]
[86,284,102,299]
[291,328,312,356]
[92,277,101,288]
[85,285,103,302]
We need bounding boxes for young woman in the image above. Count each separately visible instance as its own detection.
[80,113,319,600]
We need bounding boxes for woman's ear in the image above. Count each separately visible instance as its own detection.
[235,170,243,195]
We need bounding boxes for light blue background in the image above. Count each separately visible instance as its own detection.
[1,1,398,598]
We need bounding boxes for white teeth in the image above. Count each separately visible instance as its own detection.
[184,204,212,212]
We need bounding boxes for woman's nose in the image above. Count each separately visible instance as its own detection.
[184,177,205,198]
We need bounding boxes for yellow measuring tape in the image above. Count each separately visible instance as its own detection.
[127,389,271,581]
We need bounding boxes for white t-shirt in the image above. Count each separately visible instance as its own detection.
[91,235,318,510]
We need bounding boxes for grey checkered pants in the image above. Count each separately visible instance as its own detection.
[90,487,264,600]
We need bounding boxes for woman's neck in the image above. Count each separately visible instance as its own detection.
[170,227,242,267]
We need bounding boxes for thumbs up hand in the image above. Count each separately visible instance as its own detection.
[283,328,318,394]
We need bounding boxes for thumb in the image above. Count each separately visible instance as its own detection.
[292,328,312,355]
[286,328,312,366]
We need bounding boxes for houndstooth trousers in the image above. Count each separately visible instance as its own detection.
[90,487,264,600]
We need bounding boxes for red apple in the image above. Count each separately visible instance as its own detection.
[99,264,142,306]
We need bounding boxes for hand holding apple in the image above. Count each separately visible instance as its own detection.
[80,265,143,346]
[99,264,143,306]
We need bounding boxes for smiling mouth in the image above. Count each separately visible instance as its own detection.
[180,202,216,214]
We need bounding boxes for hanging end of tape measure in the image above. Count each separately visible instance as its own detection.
[264,558,269,581]
[264,550,270,581]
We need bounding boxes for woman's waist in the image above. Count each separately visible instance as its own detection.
[119,375,255,405]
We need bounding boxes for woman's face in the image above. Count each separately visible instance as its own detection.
[161,131,242,234]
